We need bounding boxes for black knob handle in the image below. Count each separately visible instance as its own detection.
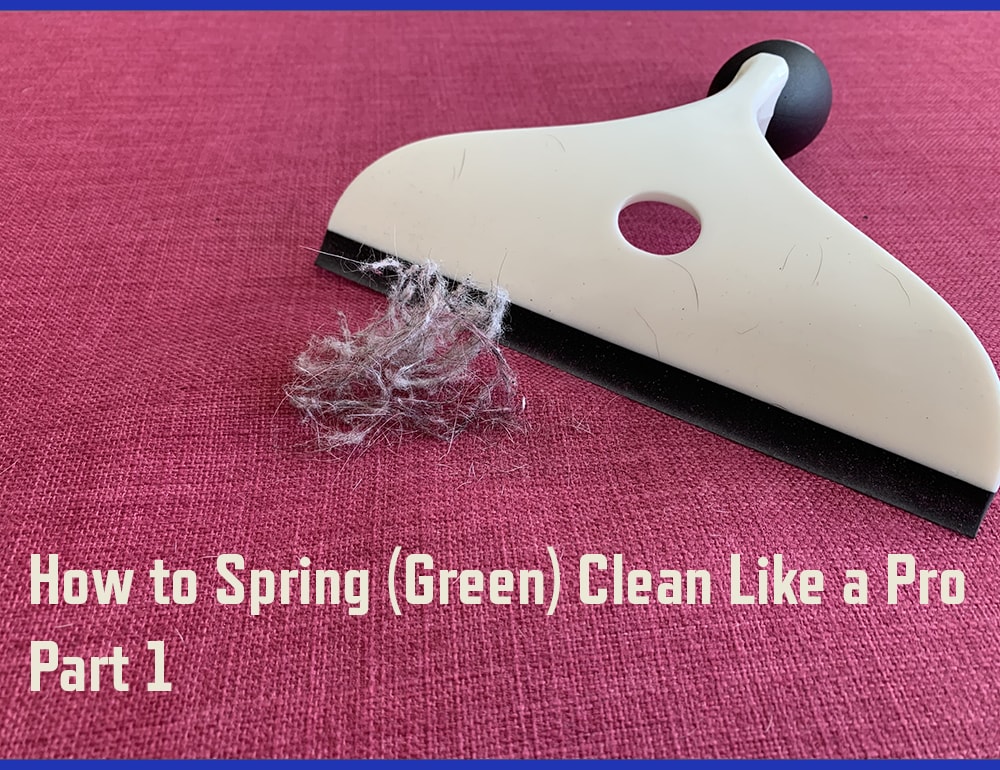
[708,39,833,160]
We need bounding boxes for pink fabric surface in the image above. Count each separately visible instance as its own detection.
[2,11,999,759]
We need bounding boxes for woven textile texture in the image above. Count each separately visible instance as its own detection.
[2,12,999,758]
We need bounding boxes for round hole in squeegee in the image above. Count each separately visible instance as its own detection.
[618,201,701,256]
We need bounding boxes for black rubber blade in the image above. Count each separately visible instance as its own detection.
[318,230,995,538]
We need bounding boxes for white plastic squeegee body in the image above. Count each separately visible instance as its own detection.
[326,54,1000,523]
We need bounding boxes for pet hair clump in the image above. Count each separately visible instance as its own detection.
[287,258,522,450]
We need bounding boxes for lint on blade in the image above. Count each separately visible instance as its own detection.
[288,258,522,451]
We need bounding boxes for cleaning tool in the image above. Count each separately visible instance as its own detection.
[314,40,1000,537]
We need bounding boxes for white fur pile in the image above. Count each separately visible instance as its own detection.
[287,259,522,450]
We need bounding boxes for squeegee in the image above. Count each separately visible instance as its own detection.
[314,40,1000,537]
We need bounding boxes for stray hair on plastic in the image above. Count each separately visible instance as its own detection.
[287,258,523,450]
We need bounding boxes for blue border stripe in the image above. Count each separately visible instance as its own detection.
[3,1,1000,8]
